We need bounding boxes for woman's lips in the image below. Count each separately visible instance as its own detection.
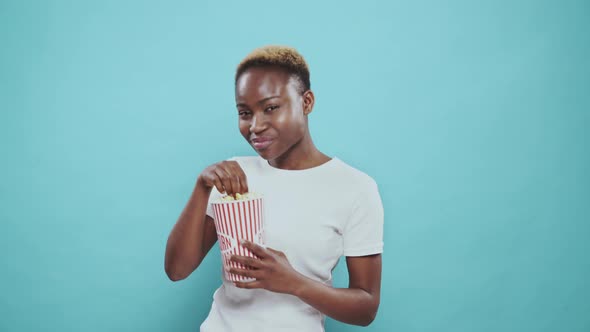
[251,138,273,150]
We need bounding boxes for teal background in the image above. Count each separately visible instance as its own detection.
[1,0,589,331]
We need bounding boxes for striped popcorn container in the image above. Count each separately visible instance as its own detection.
[211,194,265,282]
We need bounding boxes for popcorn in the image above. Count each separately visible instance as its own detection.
[219,192,261,202]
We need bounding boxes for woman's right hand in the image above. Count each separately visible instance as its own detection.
[197,161,249,197]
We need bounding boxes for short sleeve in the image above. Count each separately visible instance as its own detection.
[342,179,384,256]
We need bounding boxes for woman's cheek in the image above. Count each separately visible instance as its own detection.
[274,113,288,126]
[276,109,301,127]
[239,123,254,141]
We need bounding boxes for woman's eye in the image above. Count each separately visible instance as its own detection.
[238,111,251,117]
[265,105,279,112]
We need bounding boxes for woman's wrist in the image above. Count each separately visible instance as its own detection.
[290,272,313,298]
[196,176,212,192]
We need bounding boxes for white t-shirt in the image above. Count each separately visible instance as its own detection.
[200,155,384,332]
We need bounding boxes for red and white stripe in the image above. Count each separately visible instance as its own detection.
[212,198,264,282]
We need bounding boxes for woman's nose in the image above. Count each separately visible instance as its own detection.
[249,114,267,133]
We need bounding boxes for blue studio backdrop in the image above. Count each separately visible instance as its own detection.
[1,0,589,331]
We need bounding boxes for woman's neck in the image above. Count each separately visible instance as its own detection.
[268,132,330,170]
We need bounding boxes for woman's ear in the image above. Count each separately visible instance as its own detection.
[303,90,315,115]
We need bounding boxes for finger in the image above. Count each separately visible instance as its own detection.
[266,247,286,258]
[230,254,264,269]
[240,240,269,259]
[228,267,262,279]
[223,163,242,196]
[229,161,249,194]
[219,163,239,196]
[213,167,233,196]
[227,163,244,194]
[234,280,263,289]
[212,168,227,194]
[240,171,249,194]
[235,176,243,196]
[213,177,224,195]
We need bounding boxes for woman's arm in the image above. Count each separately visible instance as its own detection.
[165,161,249,281]
[164,179,218,281]
[231,241,382,326]
[294,255,381,326]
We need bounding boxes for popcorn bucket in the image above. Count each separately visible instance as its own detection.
[211,194,265,282]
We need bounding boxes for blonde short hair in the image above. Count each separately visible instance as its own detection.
[235,45,311,94]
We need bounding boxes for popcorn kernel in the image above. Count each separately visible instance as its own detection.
[218,192,261,202]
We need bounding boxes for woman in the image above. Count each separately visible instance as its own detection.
[165,45,384,331]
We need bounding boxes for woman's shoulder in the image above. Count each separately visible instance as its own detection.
[327,158,379,190]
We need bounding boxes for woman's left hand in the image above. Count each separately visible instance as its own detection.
[229,240,304,294]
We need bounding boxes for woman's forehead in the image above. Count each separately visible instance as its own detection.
[236,67,297,101]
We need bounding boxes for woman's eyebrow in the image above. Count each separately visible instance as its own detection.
[236,95,280,108]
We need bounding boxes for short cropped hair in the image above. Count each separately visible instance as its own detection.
[235,45,311,94]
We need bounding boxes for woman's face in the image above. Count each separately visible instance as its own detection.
[235,66,310,161]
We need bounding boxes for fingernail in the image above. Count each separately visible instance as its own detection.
[240,239,247,245]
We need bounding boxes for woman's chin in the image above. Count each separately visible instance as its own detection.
[255,151,272,160]
[253,148,278,161]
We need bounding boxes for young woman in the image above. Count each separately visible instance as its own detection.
[165,46,384,331]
